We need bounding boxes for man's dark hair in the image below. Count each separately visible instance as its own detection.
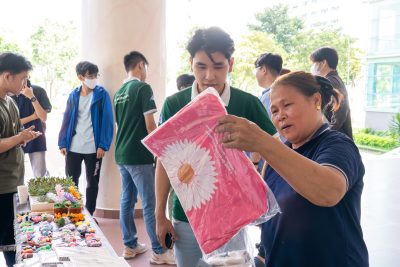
[310,47,339,69]
[0,52,32,74]
[255,53,283,75]
[186,27,235,62]
[76,61,99,76]
[124,51,149,72]
[176,74,195,90]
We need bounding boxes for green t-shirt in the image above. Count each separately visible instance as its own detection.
[114,79,157,165]
[159,86,277,222]
[0,96,24,194]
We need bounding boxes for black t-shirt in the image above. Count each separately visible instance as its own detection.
[262,124,368,267]
[12,85,52,153]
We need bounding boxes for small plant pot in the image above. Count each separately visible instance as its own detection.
[54,207,68,215]
[69,207,82,214]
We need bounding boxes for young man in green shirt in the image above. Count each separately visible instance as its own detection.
[155,27,277,267]
[114,51,175,265]
[0,52,42,267]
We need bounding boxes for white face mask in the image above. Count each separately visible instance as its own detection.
[310,63,317,75]
[84,78,97,89]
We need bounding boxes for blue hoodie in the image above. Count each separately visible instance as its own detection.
[58,85,114,152]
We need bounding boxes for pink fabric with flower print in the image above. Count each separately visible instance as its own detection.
[142,88,268,254]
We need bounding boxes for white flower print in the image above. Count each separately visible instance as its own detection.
[161,139,218,212]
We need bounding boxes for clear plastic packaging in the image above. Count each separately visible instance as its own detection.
[143,88,280,254]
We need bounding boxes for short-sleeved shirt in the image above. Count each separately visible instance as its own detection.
[325,70,353,139]
[159,83,277,223]
[114,78,157,165]
[12,85,52,153]
[260,88,271,118]
[0,96,24,194]
[261,123,369,267]
[69,92,96,154]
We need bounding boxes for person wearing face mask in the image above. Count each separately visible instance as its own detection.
[58,61,114,216]
[310,47,353,139]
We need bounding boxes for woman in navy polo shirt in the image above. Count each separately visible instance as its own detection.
[217,71,368,267]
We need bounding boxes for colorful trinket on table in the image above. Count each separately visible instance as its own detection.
[69,213,85,223]
[69,186,81,200]
[31,215,42,224]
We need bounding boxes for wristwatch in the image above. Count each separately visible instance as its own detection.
[30,96,37,103]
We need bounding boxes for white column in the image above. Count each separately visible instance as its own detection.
[81,0,166,215]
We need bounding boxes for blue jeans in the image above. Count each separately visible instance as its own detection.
[173,220,203,267]
[118,164,164,254]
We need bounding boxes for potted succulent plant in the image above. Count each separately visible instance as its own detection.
[69,201,82,214]
[54,200,68,215]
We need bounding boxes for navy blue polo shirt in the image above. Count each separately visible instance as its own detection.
[262,123,369,267]
[12,85,52,153]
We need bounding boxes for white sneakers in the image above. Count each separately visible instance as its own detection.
[150,249,176,265]
[122,243,176,265]
[122,243,147,259]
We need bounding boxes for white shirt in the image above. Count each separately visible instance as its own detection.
[69,92,96,154]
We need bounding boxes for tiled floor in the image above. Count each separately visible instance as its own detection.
[95,217,171,267]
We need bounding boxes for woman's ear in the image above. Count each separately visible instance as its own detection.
[313,92,322,109]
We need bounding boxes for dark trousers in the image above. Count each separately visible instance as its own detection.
[65,151,102,215]
[0,192,16,267]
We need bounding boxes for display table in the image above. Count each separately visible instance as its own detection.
[13,194,128,267]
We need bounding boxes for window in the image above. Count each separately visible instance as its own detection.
[367,62,400,112]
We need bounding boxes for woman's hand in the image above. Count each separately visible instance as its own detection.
[216,115,270,152]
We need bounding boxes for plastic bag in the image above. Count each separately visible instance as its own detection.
[142,88,280,254]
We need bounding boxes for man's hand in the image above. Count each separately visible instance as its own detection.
[96,148,105,159]
[21,85,34,99]
[60,148,67,156]
[18,126,42,146]
[156,216,178,248]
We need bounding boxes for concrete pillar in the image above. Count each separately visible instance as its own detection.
[81,0,166,217]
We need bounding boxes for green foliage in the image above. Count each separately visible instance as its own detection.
[231,31,287,94]
[29,19,79,99]
[389,113,400,139]
[249,4,303,53]
[28,177,75,196]
[288,28,363,85]
[0,36,21,53]
[250,4,364,85]
[55,217,65,227]
[54,200,67,208]
[354,131,399,150]
[70,202,81,208]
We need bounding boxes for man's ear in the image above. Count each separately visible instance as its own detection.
[77,74,85,82]
[189,57,194,72]
[228,57,234,73]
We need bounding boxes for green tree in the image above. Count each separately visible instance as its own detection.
[249,4,303,53]
[0,36,21,53]
[288,28,364,85]
[177,25,201,76]
[250,4,364,85]
[231,31,287,95]
[30,20,79,99]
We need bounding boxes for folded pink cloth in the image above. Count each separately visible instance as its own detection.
[143,89,268,253]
